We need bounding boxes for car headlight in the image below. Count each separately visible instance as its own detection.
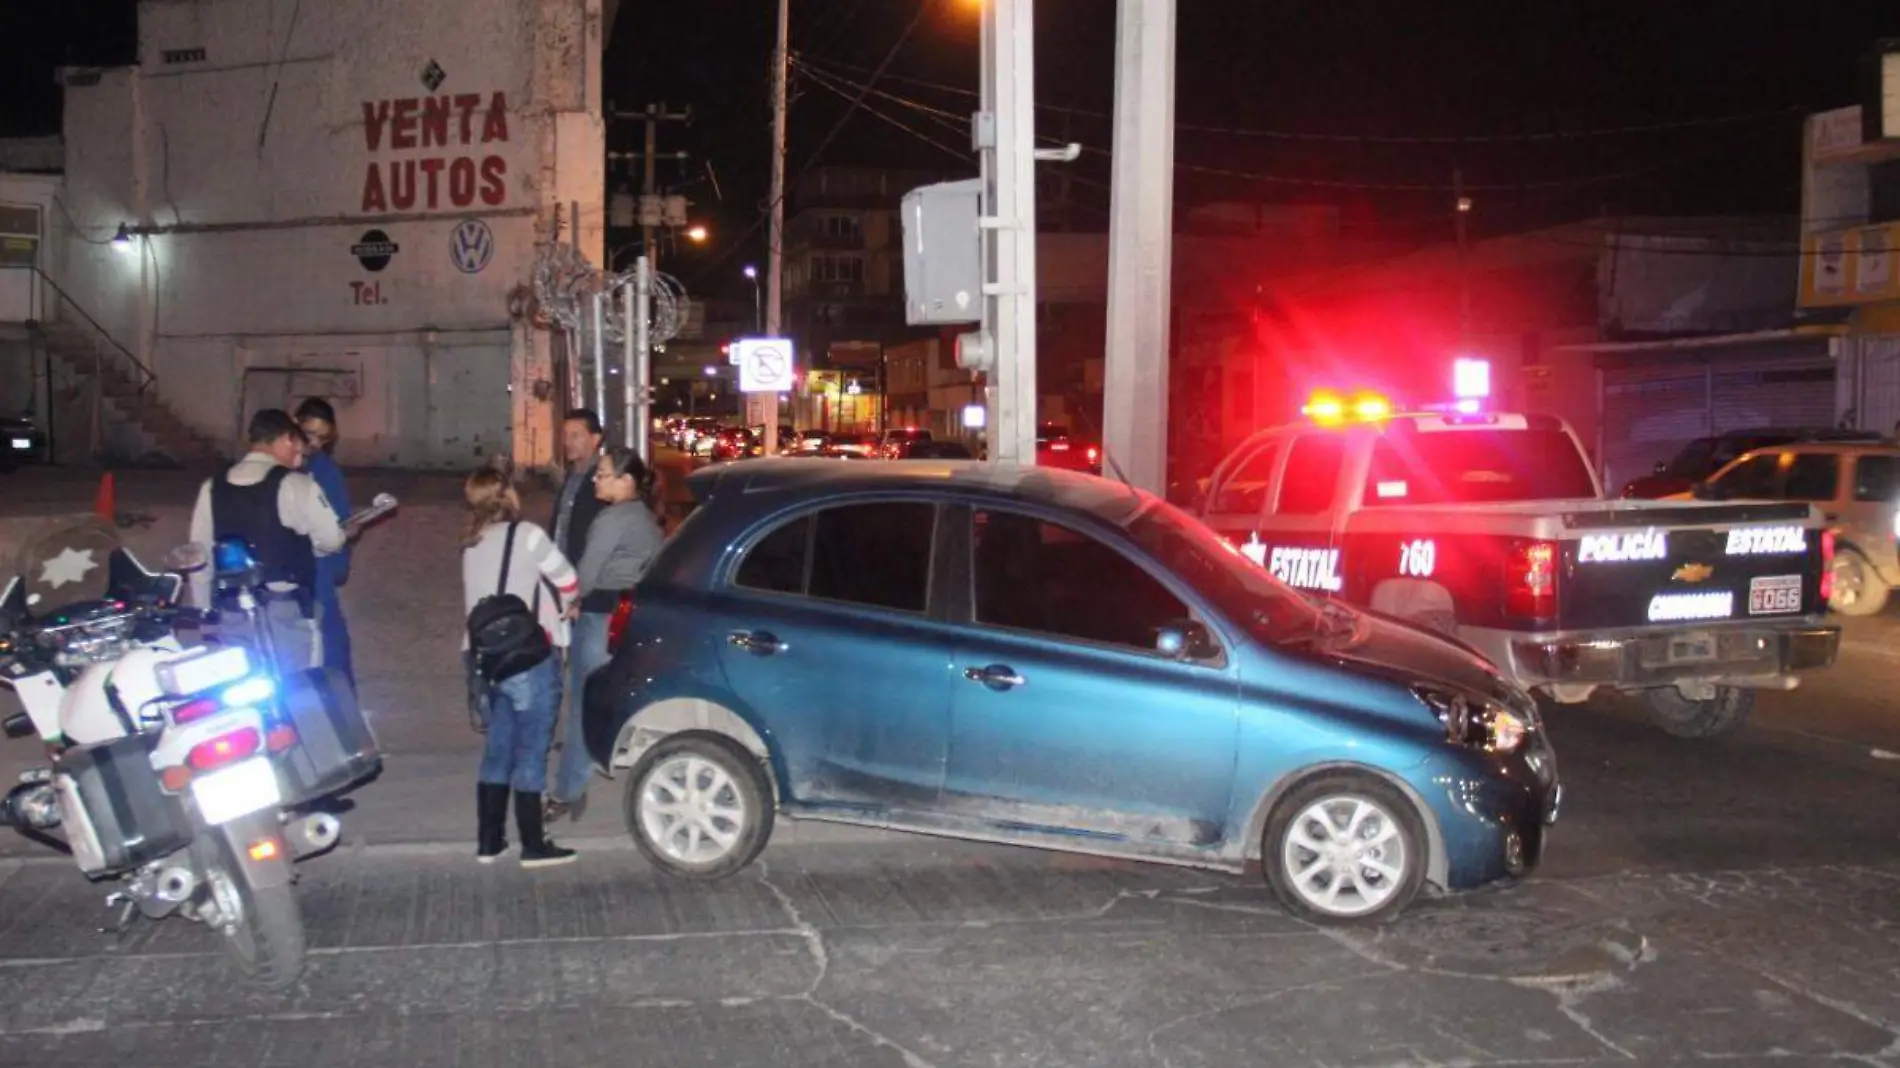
[1411,686,1529,754]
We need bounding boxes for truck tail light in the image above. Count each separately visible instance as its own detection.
[1504,539,1559,620]
[1820,529,1836,604]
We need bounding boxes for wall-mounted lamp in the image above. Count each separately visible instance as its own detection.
[112,223,135,252]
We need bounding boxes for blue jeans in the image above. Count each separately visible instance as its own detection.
[478,655,562,794]
[315,581,353,687]
[554,612,612,803]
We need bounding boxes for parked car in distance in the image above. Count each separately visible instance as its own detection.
[1678,439,1900,616]
[582,459,1561,925]
[1621,428,1884,499]
[0,415,46,472]
[906,440,975,460]
[1036,422,1103,475]
[880,427,933,459]
[710,426,756,462]
[826,434,880,459]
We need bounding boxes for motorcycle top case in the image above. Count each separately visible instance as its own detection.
[54,732,195,878]
[275,666,382,805]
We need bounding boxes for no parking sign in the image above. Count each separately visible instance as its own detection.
[735,338,795,394]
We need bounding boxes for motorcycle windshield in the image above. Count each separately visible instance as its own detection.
[7,522,175,618]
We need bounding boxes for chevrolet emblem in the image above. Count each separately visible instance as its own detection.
[1672,562,1714,583]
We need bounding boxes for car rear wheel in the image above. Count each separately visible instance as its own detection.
[1644,685,1754,739]
[1263,773,1426,925]
[623,735,774,880]
[1830,548,1890,617]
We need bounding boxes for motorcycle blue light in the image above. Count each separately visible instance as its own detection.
[222,675,276,707]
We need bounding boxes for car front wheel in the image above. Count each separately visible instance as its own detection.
[1263,773,1426,925]
[623,735,774,880]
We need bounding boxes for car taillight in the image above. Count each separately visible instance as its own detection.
[606,591,636,654]
[1087,446,1100,462]
[1504,539,1559,620]
[1821,528,1836,603]
[186,728,261,772]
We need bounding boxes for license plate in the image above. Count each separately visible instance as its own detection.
[1666,631,1717,663]
[1748,574,1803,616]
[8,438,29,450]
[190,757,281,825]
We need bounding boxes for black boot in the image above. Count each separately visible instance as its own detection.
[477,783,510,863]
[515,791,577,869]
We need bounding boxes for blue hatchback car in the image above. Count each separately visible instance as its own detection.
[583,459,1561,924]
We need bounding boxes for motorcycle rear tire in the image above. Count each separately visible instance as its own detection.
[197,829,306,988]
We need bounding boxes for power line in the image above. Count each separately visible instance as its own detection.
[799,57,1798,195]
[685,0,940,286]
[797,52,1811,146]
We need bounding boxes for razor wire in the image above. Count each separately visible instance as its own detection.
[530,241,689,344]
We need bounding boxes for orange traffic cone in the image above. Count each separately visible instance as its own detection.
[93,471,115,524]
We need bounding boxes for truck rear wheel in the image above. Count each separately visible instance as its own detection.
[1643,686,1754,739]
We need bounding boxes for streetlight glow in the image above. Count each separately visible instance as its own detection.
[686,225,709,243]
[743,264,758,280]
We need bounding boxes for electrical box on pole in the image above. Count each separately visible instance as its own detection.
[900,179,985,326]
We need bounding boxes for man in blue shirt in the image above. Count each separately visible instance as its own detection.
[296,398,355,687]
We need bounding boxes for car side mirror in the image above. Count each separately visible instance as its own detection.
[1155,619,1217,661]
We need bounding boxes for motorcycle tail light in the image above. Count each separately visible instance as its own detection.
[172,698,222,725]
[186,728,261,771]
[266,724,298,752]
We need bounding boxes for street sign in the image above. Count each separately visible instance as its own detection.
[735,337,795,394]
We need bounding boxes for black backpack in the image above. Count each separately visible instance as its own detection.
[466,523,553,683]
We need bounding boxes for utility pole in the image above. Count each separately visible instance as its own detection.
[979,0,1042,465]
[762,0,789,456]
[1101,0,1178,493]
[609,104,690,270]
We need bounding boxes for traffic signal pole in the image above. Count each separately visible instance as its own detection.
[1101,0,1177,494]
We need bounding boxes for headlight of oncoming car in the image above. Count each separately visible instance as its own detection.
[1411,685,1529,754]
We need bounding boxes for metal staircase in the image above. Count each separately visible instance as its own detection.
[21,268,223,466]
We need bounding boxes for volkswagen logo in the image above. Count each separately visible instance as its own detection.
[450,218,494,275]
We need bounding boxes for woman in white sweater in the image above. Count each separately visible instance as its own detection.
[460,468,581,867]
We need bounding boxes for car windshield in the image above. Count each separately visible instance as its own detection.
[1362,427,1598,506]
[1126,501,1321,646]
[1659,438,1719,478]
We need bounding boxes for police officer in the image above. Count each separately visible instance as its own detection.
[188,409,348,673]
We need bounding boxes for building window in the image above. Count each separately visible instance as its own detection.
[810,255,865,284]
[161,47,208,64]
[822,215,862,240]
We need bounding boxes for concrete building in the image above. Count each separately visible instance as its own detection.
[0,0,611,470]
[1796,95,1900,434]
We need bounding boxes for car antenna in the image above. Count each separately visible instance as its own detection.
[1071,407,1140,500]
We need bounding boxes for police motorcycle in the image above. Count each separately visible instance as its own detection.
[0,524,379,988]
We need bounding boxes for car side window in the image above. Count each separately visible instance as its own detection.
[1710,452,1781,498]
[1210,442,1279,515]
[734,503,936,612]
[1782,453,1839,502]
[1855,454,1900,502]
[1277,435,1345,515]
[735,516,810,594]
[971,510,1189,651]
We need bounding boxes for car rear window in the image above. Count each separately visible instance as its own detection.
[1364,428,1597,506]
[1856,453,1900,502]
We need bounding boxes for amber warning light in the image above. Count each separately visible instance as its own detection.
[1302,390,1393,425]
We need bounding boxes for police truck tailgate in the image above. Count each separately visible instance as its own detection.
[1555,500,1826,631]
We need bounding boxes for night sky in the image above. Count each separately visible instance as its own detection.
[9,0,1900,300]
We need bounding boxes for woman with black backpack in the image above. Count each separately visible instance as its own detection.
[460,466,581,867]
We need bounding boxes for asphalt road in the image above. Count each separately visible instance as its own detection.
[2,463,1900,1065]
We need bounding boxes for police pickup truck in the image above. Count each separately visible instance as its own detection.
[1195,398,1841,739]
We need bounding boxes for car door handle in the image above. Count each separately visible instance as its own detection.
[964,664,1026,689]
[728,630,788,655]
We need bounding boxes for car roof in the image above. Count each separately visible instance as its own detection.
[686,457,1152,524]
